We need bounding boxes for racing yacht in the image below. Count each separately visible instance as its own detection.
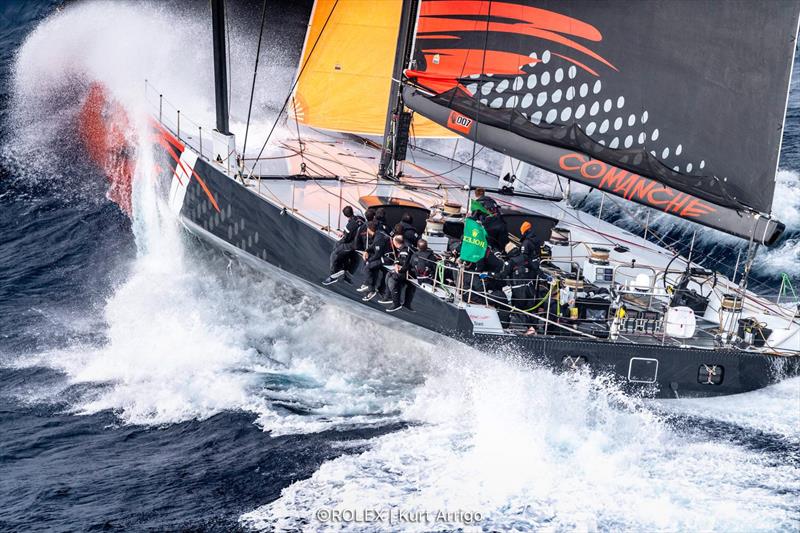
[83,0,800,397]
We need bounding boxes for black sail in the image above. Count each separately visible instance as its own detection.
[403,0,800,245]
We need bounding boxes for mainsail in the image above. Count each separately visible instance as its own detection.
[293,0,453,137]
[402,0,800,245]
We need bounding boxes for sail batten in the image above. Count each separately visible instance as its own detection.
[403,0,799,243]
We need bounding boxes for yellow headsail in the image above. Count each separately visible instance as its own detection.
[292,0,454,137]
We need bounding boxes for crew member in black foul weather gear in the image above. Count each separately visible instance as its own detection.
[398,213,419,248]
[472,188,508,251]
[384,234,413,313]
[375,207,390,235]
[323,206,365,285]
[409,239,437,285]
[506,244,540,329]
[353,208,378,292]
[519,221,543,260]
[475,187,499,214]
[360,221,390,301]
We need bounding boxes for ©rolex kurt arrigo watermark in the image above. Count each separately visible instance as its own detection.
[314,507,483,527]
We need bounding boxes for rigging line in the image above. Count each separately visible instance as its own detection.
[242,0,268,164]
[292,97,307,173]
[465,0,492,208]
[225,2,232,114]
[404,146,488,181]
[275,143,448,205]
[593,191,673,251]
[411,144,496,178]
[244,0,340,181]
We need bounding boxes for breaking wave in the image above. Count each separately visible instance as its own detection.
[242,357,800,531]
[4,2,799,531]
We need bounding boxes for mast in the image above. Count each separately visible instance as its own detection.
[210,0,236,175]
[211,0,230,135]
[378,0,418,180]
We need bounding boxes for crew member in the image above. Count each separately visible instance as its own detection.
[353,208,377,293]
[519,221,543,260]
[360,220,390,301]
[384,234,412,312]
[506,244,538,330]
[473,188,508,251]
[398,213,419,248]
[375,207,390,234]
[409,239,437,285]
[323,205,364,285]
[474,187,499,215]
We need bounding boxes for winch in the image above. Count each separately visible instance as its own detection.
[583,247,614,286]
[549,227,571,246]
[719,293,744,335]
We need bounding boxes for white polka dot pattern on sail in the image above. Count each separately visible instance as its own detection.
[506,95,518,107]
[614,117,622,130]
[531,110,543,124]
[481,82,493,95]
[568,65,577,79]
[555,68,564,82]
[566,86,575,100]
[590,101,600,116]
[561,107,572,121]
[641,111,649,124]
[490,97,503,108]
[521,93,534,108]
[603,99,612,112]
[527,74,537,89]
[541,71,550,86]
[513,77,524,91]
[593,80,602,94]
[675,144,683,155]
[579,83,588,97]
[624,135,633,148]
[638,132,646,144]
[537,92,547,106]
[599,119,609,133]
[542,50,551,63]
[546,109,557,123]
[609,137,619,148]
[552,89,562,103]
[628,114,636,127]
[586,122,596,135]
[652,128,660,141]
[686,163,693,172]
[700,160,706,169]
[575,104,586,119]
[466,83,478,94]
[662,147,670,159]
[496,79,509,93]
[617,96,625,108]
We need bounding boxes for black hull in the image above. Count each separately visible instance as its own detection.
[157,144,799,399]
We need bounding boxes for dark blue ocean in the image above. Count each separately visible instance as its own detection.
[1,2,798,531]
